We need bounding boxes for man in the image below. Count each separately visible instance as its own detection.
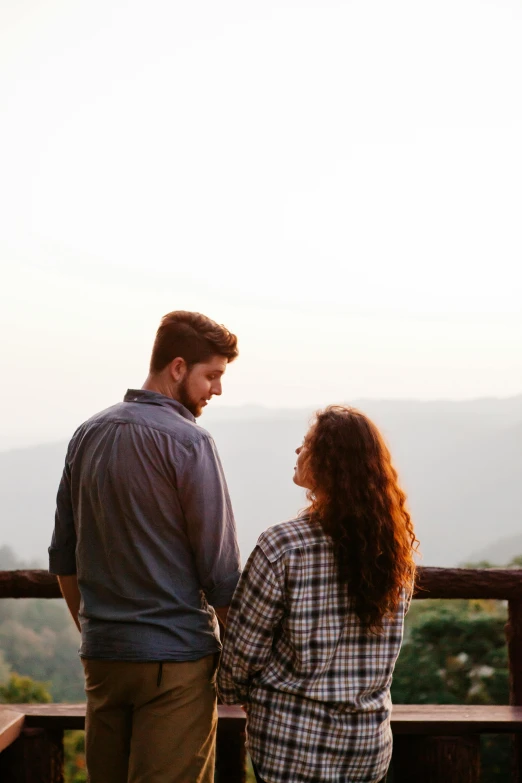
[49,310,241,783]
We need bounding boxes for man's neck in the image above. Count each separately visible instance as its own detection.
[142,373,177,401]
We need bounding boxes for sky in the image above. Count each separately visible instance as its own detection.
[1,0,521,450]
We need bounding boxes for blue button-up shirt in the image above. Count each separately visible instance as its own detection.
[49,389,241,661]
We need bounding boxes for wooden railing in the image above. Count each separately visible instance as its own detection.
[1,566,522,782]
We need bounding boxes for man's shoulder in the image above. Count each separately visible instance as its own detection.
[256,515,327,563]
[67,403,125,444]
[68,402,214,456]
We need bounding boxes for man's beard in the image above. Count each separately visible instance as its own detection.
[178,375,204,418]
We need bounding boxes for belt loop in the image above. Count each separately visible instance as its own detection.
[157,661,163,687]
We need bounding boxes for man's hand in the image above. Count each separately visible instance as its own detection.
[57,575,81,632]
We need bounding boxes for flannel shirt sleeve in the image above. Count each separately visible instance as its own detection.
[217,544,285,704]
[404,582,414,613]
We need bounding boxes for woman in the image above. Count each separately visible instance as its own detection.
[217,405,419,783]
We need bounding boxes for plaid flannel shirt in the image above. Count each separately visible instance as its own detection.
[218,516,410,783]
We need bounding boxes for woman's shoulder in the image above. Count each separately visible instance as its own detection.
[256,515,328,563]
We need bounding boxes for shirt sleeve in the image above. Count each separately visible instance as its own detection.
[176,434,241,607]
[404,583,414,613]
[48,452,77,575]
[217,545,285,704]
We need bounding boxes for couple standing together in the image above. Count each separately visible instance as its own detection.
[49,310,418,783]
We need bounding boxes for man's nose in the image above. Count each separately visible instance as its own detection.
[212,381,222,396]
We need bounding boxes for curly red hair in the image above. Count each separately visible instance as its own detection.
[304,405,419,632]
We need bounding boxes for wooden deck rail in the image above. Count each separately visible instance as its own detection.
[2,567,522,782]
[2,703,522,783]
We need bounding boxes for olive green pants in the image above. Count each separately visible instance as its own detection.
[82,655,218,783]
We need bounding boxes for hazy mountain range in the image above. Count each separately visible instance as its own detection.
[1,395,521,568]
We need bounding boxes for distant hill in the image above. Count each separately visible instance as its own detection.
[466,533,522,567]
[1,395,521,567]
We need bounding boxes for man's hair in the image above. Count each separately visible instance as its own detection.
[149,311,238,373]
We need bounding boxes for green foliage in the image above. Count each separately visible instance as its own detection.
[392,598,510,782]
[460,560,498,569]
[461,555,522,569]
[0,649,11,682]
[0,598,85,702]
[64,731,87,783]
[0,598,84,701]
[246,756,256,782]
[0,672,52,703]
[393,599,508,706]
[481,735,512,783]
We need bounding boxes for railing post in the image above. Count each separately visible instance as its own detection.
[392,735,480,783]
[507,598,522,783]
[0,727,64,783]
[215,716,247,783]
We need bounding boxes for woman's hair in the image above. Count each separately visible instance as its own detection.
[304,405,419,632]
[149,310,238,373]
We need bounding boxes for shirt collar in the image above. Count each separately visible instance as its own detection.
[124,389,196,422]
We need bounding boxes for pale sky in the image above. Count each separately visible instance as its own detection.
[1,0,521,450]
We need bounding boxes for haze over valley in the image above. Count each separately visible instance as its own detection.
[1,394,521,569]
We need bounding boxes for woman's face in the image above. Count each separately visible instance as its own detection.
[293,428,315,489]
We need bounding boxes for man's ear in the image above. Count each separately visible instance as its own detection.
[169,356,187,383]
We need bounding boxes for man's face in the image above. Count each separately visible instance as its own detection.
[178,355,227,417]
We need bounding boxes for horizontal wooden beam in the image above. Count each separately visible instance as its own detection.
[414,567,522,600]
[2,567,522,601]
[391,704,522,734]
[0,709,25,754]
[0,570,61,599]
[5,703,522,737]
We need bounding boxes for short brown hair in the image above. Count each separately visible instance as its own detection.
[149,311,238,373]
